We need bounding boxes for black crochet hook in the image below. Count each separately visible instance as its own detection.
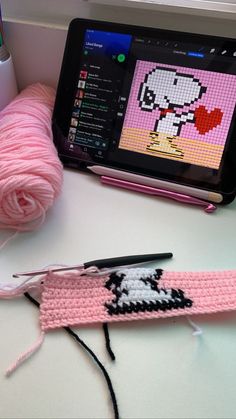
[13,252,173,278]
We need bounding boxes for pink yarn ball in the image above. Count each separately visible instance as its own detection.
[0,83,63,231]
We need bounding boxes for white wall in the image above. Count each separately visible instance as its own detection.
[2,0,236,25]
[1,0,236,90]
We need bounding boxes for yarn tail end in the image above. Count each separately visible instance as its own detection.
[5,332,45,377]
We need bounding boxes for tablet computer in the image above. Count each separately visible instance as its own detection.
[52,18,236,204]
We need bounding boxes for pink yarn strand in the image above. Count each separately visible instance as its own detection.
[6,332,45,377]
[0,83,63,231]
[0,277,42,298]
[0,231,18,250]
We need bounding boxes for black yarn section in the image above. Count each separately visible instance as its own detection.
[105,295,192,316]
[103,323,115,361]
[24,292,119,419]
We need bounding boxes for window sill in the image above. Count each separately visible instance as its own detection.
[86,0,236,19]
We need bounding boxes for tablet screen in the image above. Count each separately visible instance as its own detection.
[53,19,236,201]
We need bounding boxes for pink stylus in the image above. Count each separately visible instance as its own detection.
[101,176,217,213]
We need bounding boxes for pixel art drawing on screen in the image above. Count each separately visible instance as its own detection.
[119,61,236,169]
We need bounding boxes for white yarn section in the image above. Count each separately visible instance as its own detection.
[187,316,203,336]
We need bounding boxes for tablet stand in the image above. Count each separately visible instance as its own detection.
[100,176,217,213]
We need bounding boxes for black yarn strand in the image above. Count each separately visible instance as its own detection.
[103,323,115,361]
[65,326,119,419]
[24,292,40,307]
[23,292,119,419]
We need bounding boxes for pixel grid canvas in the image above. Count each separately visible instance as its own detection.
[119,61,236,169]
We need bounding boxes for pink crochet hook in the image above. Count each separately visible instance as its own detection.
[101,176,217,213]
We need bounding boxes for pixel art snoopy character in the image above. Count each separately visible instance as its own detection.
[105,268,192,316]
[138,66,207,157]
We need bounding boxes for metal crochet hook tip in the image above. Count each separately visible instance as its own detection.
[12,264,84,278]
[12,252,173,278]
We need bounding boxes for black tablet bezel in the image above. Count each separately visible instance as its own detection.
[52,18,236,204]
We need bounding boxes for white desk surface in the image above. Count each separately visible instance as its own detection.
[0,168,236,419]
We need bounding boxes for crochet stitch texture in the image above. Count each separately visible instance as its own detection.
[40,268,236,330]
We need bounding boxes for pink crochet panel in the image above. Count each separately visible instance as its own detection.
[40,267,236,331]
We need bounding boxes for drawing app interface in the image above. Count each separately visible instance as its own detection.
[67,28,236,174]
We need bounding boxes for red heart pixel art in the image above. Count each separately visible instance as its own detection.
[194,106,223,135]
